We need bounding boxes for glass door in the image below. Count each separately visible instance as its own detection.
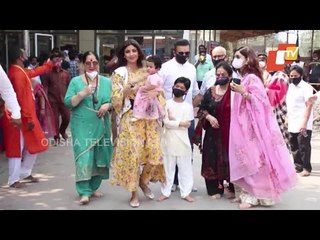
[96,34,124,74]
[35,33,54,57]
[154,35,181,62]
[126,35,153,56]
[3,32,23,71]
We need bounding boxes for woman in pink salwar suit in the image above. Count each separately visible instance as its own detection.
[229,46,297,209]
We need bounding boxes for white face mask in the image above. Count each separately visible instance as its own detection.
[86,71,98,80]
[232,58,245,69]
[259,61,266,68]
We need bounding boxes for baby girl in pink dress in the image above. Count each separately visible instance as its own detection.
[132,55,165,121]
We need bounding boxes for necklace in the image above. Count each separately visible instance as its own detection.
[216,86,227,95]
[84,74,99,106]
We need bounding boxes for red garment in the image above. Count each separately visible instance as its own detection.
[42,69,71,104]
[0,116,4,152]
[197,86,231,181]
[266,73,289,108]
[3,63,53,157]
[34,84,56,138]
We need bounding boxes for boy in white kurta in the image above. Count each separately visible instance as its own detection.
[158,77,195,202]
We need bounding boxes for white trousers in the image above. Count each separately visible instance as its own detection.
[8,131,38,186]
[161,155,193,198]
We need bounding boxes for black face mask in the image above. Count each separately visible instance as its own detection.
[290,77,302,86]
[212,58,224,67]
[20,57,29,67]
[24,60,29,68]
[172,88,186,98]
[175,54,188,64]
[214,77,230,86]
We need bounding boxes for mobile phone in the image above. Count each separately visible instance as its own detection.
[232,78,241,85]
[300,130,308,138]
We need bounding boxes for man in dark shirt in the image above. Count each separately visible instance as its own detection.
[42,51,71,143]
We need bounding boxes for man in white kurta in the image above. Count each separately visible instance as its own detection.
[286,74,314,176]
[159,39,199,192]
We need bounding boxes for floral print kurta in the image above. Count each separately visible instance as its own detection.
[111,67,165,191]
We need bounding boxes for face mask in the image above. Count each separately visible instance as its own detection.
[214,77,230,86]
[212,58,224,67]
[175,54,187,64]
[55,61,61,68]
[289,77,301,86]
[259,61,266,68]
[199,55,205,62]
[172,88,186,98]
[53,61,62,71]
[86,71,98,80]
[232,58,244,69]
[20,56,28,67]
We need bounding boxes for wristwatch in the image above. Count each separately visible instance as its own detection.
[241,92,249,97]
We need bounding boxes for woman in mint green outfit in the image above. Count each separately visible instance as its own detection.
[64,51,113,205]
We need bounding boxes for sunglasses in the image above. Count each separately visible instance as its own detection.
[85,61,99,67]
[176,51,190,56]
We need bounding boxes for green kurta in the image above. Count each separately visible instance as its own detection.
[64,75,113,182]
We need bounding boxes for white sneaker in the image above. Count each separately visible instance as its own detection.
[192,186,198,192]
[171,184,177,192]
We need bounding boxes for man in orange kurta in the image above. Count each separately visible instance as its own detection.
[2,48,56,188]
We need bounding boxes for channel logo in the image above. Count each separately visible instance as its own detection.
[267,44,299,71]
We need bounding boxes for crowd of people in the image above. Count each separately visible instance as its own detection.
[0,38,319,209]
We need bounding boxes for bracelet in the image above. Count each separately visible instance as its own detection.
[241,92,249,98]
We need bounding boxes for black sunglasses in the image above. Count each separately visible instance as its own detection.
[177,51,190,56]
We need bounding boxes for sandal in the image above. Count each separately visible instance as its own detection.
[139,183,154,200]
[299,170,311,177]
[239,202,253,209]
[23,175,39,182]
[79,196,90,205]
[157,195,169,202]
[60,132,68,140]
[92,191,104,198]
[129,199,140,208]
[9,181,26,188]
[210,194,222,199]
[182,195,195,202]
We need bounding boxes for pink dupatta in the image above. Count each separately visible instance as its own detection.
[229,73,296,201]
[34,84,56,138]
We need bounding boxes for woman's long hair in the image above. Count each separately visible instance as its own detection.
[237,46,263,82]
[117,39,145,68]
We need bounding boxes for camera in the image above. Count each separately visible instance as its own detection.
[232,78,241,85]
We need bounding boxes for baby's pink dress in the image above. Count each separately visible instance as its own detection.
[133,73,165,120]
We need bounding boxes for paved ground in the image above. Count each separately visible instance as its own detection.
[1,122,320,210]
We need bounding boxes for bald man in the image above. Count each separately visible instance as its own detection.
[192,46,229,105]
